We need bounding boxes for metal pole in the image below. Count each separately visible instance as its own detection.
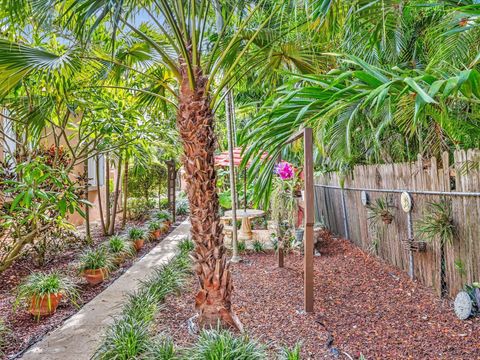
[341,189,350,239]
[243,169,247,211]
[225,90,240,262]
[407,209,414,279]
[304,128,314,313]
[315,184,480,197]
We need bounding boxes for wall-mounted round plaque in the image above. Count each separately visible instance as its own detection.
[400,191,413,213]
[361,191,370,207]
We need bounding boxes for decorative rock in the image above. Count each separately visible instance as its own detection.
[454,291,472,320]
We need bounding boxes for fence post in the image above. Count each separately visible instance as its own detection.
[341,189,350,239]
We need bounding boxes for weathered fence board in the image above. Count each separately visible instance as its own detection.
[315,150,480,297]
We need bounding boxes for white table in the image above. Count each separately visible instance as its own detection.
[224,209,265,241]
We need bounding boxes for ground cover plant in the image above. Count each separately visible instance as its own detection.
[94,239,193,360]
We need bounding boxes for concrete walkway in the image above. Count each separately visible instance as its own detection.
[21,220,191,360]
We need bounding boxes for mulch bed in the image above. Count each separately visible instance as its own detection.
[154,231,480,359]
[0,215,186,360]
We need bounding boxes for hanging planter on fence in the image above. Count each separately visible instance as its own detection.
[401,238,427,252]
[367,197,395,226]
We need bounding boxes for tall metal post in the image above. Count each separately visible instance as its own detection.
[341,189,350,239]
[225,90,240,262]
[407,210,414,279]
[166,160,176,223]
[304,128,314,313]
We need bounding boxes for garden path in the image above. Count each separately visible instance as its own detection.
[19,219,191,360]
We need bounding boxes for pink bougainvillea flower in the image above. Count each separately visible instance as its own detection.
[275,161,295,180]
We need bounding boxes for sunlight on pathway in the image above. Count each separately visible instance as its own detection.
[20,220,191,360]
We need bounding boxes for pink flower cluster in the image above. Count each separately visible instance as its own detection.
[275,161,295,180]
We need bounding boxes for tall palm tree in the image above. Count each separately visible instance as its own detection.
[0,0,300,328]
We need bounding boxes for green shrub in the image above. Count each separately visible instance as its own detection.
[79,247,113,272]
[416,199,456,245]
[94,243,192,360]
[185,328,267,360]
[175,199,189,216]
[178,238,194,253]
[127,198,154,221]
[108,236,135,257]
[159,198,169,210]
[145,336,177,360]
[123,291,159,323]
[278,343,302,360]
[0,318,10,354]
[95,316,151,360]
[155,210,172,222]
[148,221,163,231]
[237,241,247,253]
[15,271,79,310]
[128,228,146,241]
[252,240,264,253]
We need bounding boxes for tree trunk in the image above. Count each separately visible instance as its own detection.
[105,155,111,233]
[177,66,241,330]
[122,158,129,229]
[108,155,123,235]
[95,154,107,234]
[84,156,92,244]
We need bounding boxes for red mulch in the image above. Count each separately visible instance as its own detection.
[154,231,480,359]
[0,215,186,360]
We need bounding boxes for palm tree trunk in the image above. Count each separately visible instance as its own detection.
[177,66,241,330]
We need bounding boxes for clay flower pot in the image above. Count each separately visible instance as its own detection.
[83,268,107,285]
[134,239,145,251]
[151,229,162,241]
[29,293,62,317]
[113,253,126,266]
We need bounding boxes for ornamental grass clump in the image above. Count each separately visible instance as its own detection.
[94,241,192,360]
[252,240,265,253]
[129,227,146,251]
[145,336,177,360]
[416,200,456,245]
[107,236,135,265]
[367,197,394,225]
[278,343,302,360]
[0,319,9,355]
[185,328,267,360]
[15,271,79,318]
[79,247,113,285]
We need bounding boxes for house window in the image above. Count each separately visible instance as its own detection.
[87,154,105,187]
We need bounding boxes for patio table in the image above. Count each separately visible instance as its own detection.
[224,209,265,241]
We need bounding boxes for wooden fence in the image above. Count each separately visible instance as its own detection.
[314,150,480,297]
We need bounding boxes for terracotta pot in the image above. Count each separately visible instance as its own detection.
[151,229,162,241]
[134,239,144,251]
[29,293,62,317]
[113,253,126,266]
[83,268,107,285]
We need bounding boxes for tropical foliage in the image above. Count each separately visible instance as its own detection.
[241,0,480,206]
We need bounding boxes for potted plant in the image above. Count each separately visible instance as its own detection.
[368,197,394,225]
[79,247,112,285]
[107,236,135,265]
[15,271,79,318]
[129,227,146,251]
[148,221,167,240]
[155,210,172,226]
